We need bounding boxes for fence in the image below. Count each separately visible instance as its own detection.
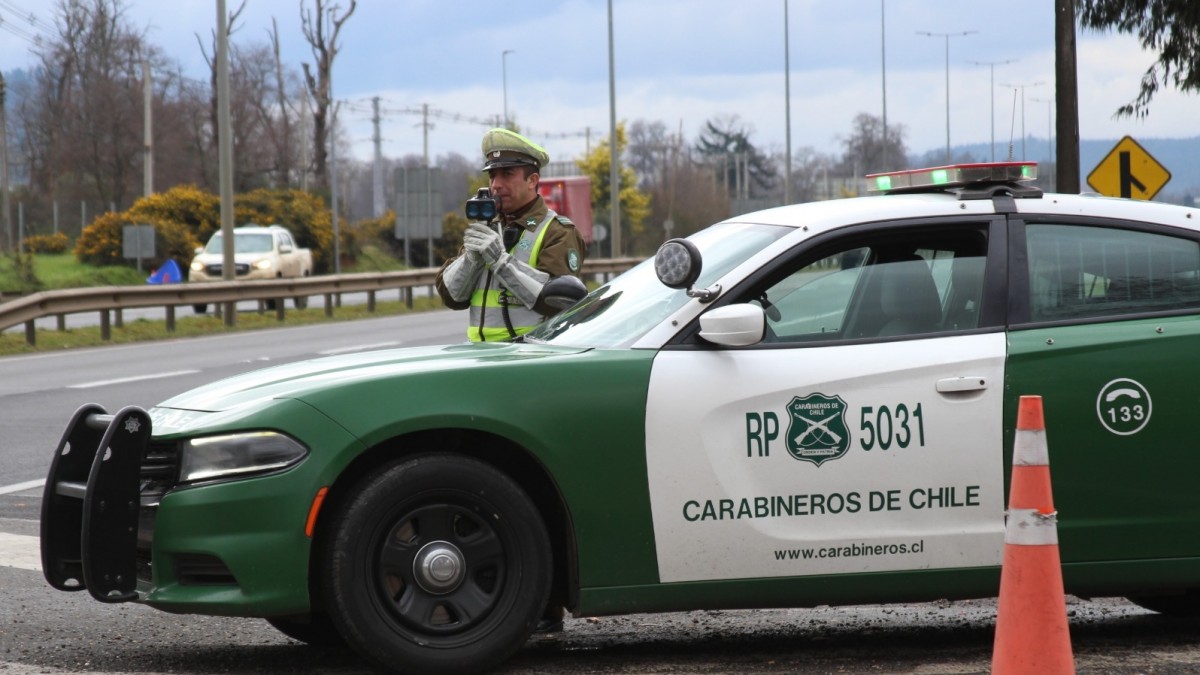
[0,258,642,346]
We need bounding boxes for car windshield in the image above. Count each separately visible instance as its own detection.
[526,222,791,348]
[204,232,274,254]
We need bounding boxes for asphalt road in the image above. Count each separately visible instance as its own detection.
[3,311,1200,673]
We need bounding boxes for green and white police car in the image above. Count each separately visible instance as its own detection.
[42,162,1200,673]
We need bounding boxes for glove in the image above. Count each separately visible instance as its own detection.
[463,223,506,267]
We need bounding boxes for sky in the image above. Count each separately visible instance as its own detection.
[1,0,1197,169]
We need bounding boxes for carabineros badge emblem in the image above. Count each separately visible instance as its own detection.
[786,393,850,466]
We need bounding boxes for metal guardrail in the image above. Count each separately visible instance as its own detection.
[0,258,642,346]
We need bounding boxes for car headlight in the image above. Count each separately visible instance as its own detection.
[178,431,308,484]
[190,261,204,272]
[253,259,274,270]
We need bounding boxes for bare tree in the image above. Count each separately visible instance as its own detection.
[300,0,356,190]
[195,0,245,172]
[267,18,295,187]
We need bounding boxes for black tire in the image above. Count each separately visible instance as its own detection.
[266,612,348,648]
[294,295,309,310]
[265,298,279,311]
[322,455,551,674]
[193,303,208,314]
[1127,591,1200,616]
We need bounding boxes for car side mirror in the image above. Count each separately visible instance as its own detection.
[538,275,588,310]
[699,304,766,347]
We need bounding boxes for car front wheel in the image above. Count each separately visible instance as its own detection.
[322,454,551,674]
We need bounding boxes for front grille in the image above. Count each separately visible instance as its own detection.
[203,263,250,276]
[137,441,180,582]
[174,553,238,586]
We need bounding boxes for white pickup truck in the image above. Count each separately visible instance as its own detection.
[188,224,313,312]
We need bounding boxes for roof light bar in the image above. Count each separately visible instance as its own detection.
[865,162,1038,194]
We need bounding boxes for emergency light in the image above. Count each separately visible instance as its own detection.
[866,161,1038,194]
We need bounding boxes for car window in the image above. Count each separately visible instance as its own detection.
[750,228,988,343]
[1026,224,1200,321]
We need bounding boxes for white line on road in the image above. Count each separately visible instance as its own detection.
[318,341,401,355]
[68,369,201,389]
[0,479,44,496]
[0,532,41,572]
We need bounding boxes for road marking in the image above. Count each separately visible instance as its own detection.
[318,341,401,355]
[0,532,41,572]
[68,369,200,389]
[0,479,44,496]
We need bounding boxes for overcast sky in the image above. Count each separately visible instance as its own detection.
[1,0,1196,168]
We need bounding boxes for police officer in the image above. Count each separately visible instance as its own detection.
[436,128,587,342]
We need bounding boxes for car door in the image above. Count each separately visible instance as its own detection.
[645,218,1010,584]
[1005,218,1200,565]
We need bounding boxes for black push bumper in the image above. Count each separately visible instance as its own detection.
[40,404,152,603]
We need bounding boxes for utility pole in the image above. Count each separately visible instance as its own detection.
[143,58,154,197]
[372,96,383,217]
[422,102,432,266]
[216,0,235,319]
[330,99,340,274]
[300,87,310,191]
[0,72,10,253]
[607,0,620,258]
[1055,0,1080,193]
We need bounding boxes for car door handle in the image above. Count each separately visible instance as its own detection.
[936,377,988,393]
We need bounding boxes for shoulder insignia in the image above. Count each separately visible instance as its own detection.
[555,215,575,228]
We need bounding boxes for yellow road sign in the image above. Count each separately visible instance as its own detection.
[1086,136,1171,200]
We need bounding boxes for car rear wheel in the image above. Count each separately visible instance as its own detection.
[192,304,207,314]
[294,295,308,309]
[321,455,551,674]
[1126,591,1200,616]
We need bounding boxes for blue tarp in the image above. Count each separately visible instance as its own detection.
[146,259,182,284]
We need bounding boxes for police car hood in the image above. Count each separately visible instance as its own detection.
[153,342,589,415]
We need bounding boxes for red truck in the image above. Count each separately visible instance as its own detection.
[539,176,594,244]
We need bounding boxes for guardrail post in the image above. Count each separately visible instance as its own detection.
[165,306,175,332]
[223,302,235,327]
[114,308,123,329]
[275,301,285,322]
[56,315,65,331]
[24,320,35,347]
[324,294,334,318]
[100,310,110,341]
[404,287,413,309]
[367,290,376,313]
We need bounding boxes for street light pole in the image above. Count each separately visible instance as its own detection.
[1000,81,1045,160]
[917,29,977,162]
[970,58,1016,161]
[502,49,514,129]
[1030,96,1054,164]
[783,0,791,204]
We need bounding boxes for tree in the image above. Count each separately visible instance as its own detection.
[1076,0,1200,118]
[575,122,652,255]
[300,0,356,190]
[693,115,777,199]
[837,112,908,176]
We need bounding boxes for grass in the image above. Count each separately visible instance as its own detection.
[0,295,447,357]
[0,253,146,292]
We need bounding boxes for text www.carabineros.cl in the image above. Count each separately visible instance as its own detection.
[774,540,925,561]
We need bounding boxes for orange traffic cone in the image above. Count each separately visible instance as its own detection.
[992,395,1075,674]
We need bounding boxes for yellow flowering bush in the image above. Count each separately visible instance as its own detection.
[236,189,334,272]
[75,211,201,268]
[128,185,221,244]
[24,232,71,254]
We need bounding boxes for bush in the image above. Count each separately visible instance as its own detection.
[236,189,334,272]
[128,185,221,244]
[75,211,202,269]
[24,232,71,254]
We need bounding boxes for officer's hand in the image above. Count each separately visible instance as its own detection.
[463,222,505,267]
